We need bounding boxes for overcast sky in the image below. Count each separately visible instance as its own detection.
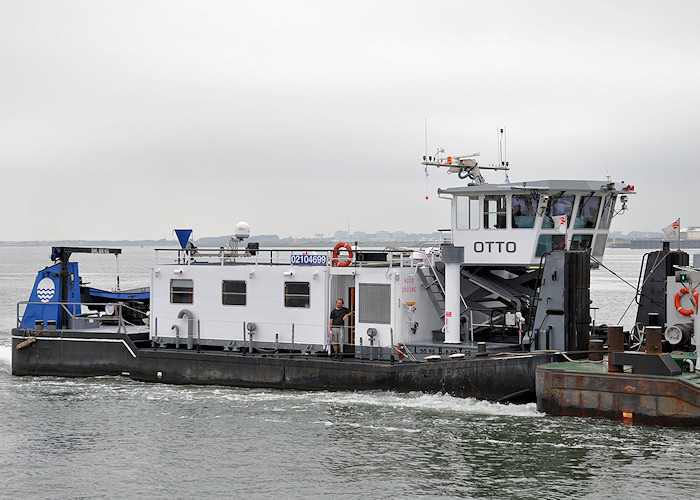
[2,1,699,241]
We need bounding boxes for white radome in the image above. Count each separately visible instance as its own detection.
[234,221,251,240]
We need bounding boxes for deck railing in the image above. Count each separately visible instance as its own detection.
[153,246,440,269]
[16,301,148,332]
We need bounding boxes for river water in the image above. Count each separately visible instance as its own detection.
[1,246,698,499]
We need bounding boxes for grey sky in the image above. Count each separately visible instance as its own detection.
[2,1,699,241]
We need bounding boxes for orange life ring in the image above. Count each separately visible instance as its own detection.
[332,242,353,267]
[674,288,698,316]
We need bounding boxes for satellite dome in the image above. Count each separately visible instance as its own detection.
[234,221,251,240]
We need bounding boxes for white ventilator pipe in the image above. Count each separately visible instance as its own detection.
[444,261,461,344]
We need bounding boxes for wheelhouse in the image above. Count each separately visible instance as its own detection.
[440,180,630,266]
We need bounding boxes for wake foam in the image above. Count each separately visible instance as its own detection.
[0,343,541,420]
[0,344,11,374]
[312,391,543,418]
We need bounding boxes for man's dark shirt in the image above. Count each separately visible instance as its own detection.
[330,307,350,326]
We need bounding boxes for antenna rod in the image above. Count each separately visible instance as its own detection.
[424,118,429,200]
[424,118,428,159]
[497,126,500,168]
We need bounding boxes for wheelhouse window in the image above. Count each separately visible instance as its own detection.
[484,195,506,229]
[222,280,246,306]
[171,279,193,304]
[456,195,480,230]
[574,196,602,229]
[535,235,566,257]
[542,195,574,229]
[598,194,617,230]
[592,234,607,257]
[285,282,310,308]
[571,234,593,250]
[511,194,537,229]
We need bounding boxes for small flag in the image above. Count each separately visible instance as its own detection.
[174,229,193,249]
[554,215,568,234]
[662,219,680,238]
[505,172,510,183]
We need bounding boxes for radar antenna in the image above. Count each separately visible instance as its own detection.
[421,150,509,186]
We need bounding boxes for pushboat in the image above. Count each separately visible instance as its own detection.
[12,148,637,403]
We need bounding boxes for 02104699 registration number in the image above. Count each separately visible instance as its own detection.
[290,254,327,265]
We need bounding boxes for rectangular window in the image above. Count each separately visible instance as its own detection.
[511,194,537,229]
[574,196,602,229]
[359,283,390,324]
[598,194,617,230]
[222,280,246,306]
[542,195,575,229]
[571,234,593,250]
[484,195,507,229]
[456,196,480,230]
[535,235,566,257]
[285,282,310,308]
[171,279,193,304]
[592,234,607,257]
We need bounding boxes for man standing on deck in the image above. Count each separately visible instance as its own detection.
[329,298,352,358]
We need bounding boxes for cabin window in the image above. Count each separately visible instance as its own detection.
[359,283,390,324]
[535,235,566,257]
[171,279,193,304]
[222,280,246,306]
[511,194,537,229]
[592,234,607,257]
[483,195,507,229]
[456,196,480,230]
[598,194,617,230]
[285,282,310,308]
[574,196,602,229]
[542,195,574,229]
[571,234,593,250]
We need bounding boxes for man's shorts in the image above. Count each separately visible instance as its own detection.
[330,326,343,344]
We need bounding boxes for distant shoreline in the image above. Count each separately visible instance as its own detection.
[1,238,696,250]
[607,239,700,250]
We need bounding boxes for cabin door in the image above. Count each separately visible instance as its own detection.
[348,287,356,349]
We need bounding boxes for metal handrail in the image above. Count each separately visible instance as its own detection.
[154,246,425,268]
[424,253,469,314]
[16,300,147,331]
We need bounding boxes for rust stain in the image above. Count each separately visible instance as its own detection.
[16,337,37,350]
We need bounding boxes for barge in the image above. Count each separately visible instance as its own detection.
[12,147,634,401]
[536,248,700,426]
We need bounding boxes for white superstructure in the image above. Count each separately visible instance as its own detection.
[151,246,444,353]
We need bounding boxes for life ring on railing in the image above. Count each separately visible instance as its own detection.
[332,242,353,267]
[674,288,699,316]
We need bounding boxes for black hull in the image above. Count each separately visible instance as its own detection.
[12,329,144,377]
[12,328,559,402]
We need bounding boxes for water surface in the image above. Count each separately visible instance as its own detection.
[1,246,697,499]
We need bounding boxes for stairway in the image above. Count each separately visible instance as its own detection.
[417,263,446,319]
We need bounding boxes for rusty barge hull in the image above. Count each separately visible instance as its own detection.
[536,363,700,427]
[12,329,559,401]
